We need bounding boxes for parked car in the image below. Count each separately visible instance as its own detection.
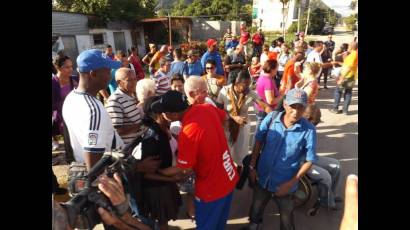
[322,24,334,35]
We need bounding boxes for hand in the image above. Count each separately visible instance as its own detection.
[294,61,302,68]
[295,79,304,89]
[98,173,152,230]
[249,168,257,184]
[98,173,126,206]
[137,156,161,173]
[233,116,247,125]
[275,179,296,197]
[340,175,358,230]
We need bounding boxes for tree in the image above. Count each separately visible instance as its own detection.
[350,0,357,11]
[53,0,156,22]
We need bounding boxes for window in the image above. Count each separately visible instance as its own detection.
[93,34,104,45]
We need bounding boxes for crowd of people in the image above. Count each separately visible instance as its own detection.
[52,23,358,230]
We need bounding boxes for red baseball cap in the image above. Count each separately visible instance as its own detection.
[207,39,217,47]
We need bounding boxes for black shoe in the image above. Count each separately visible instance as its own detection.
[335,196,343,203]
[329,108,340,114]
[54,187,68,195]
[324,85,328,89]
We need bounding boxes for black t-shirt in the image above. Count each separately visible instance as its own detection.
[140,121,173,187]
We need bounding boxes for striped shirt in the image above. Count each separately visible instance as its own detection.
[106,88,142,145]
[152,70,171,95]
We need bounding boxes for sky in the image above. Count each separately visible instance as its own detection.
[321,0,356,17]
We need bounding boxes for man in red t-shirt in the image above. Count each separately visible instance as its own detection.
[252,28,265,58]
[240,24,250,57]
[156,90,239,230]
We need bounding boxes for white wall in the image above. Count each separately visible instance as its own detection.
[76,35,91,53]
[123,30,132,49]
[254,0,297,31]
[136,27,146,56]
[88,29,133,52]
[106,31,115,50]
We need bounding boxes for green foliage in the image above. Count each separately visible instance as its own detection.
[170,0,251,23]
[308,8,326,34]
[53,0,156,22]
[344,13,357,31]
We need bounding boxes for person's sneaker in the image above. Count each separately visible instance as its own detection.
[52,140,59,151]
[54,187,68,195]
[329,108,340,114]
[324,85,328,89]
[335,196,343,203]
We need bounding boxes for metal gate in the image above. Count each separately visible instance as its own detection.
[113,32,126,54]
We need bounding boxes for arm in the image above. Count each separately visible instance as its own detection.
[274,161,313,197]
[97,173,152,230]
[264,90,281,106]
[255,98,273,113]
[141,54,150,65]
[99,89,110,101]
[114,124,141,136]
[84,152,104,171]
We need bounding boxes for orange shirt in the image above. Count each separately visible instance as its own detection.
[268,51,278,60]
[280,59,299,95]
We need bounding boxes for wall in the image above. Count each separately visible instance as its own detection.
[191,19,245,41]
[76,35,92,53]
[253,0,301,31]
[52,11,89,35]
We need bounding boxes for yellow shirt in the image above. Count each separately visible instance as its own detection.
[341,50,358,80]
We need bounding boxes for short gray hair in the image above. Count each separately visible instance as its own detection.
[115,68,134,81]
[136,78,156,102]
[184,77,207,96]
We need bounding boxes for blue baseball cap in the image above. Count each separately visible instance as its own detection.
[285,88,308,107]
[76,49,121,72]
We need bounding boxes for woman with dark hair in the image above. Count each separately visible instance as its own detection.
[52,55,78,153]
[137,96,182,230]
[255,59,282,131]
[216,70,272,169]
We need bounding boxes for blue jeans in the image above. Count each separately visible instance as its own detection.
[249,184,295,230]
[333,85,353,113]
[195,192,234,230]
[307,156,341,208]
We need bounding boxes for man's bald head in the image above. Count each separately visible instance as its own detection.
[184,77,208,105]
[115,67,134,81]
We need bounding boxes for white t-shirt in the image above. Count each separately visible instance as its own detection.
[62,90,124,163]
[306,50,323,63]
[306,50,323,78]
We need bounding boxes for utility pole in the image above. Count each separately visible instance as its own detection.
[297,1,301,33]
[305,0,311,36]
[168,12,172,46]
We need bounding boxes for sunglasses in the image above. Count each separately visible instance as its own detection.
[206,66,215,70]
